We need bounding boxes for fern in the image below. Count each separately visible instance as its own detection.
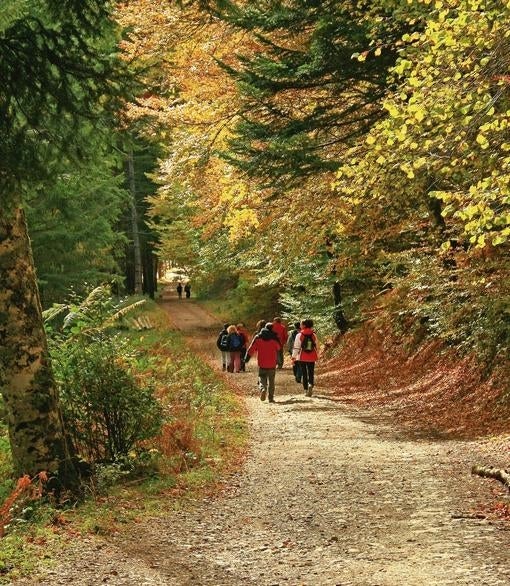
[44,285,146,339]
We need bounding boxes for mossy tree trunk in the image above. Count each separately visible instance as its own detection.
[0,206,79,492]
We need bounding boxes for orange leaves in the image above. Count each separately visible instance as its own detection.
[321,319,510,439]
[0,471,48,538]
[115,1,258,247]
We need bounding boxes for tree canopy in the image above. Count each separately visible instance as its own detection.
[0,0,126,197]
[113,0,509,361]
[0,0,508,497]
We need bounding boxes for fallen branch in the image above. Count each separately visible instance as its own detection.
[472,465,510,491]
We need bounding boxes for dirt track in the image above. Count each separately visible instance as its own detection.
[17,296,510,585]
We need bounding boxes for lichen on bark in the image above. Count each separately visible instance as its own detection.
[0,206,79,492]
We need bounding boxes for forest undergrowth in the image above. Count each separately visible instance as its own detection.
[0,300,247,581]
[321,321,510,441]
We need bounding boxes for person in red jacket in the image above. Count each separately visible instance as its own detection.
[271,317,288,369]
[245,326,281,402]
[292,319,319,397]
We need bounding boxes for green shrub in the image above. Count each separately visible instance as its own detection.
[53,336,162,464]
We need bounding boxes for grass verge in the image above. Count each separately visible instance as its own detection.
[0,300,248,582]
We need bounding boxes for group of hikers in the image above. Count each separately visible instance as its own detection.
[216,318,319,402]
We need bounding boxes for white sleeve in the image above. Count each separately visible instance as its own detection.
[292,332,302,360]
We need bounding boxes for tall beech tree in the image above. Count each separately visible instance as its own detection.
[115,0,245,275]
[0,0,126,489]
[332,0,510,343]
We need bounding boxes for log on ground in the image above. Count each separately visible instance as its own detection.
[472,465,510,491]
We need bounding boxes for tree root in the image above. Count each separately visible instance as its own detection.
[472,465,510,491]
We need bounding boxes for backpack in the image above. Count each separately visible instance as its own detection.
[229,333,243,350]
[219,333,229,351]
[301,332,316,353]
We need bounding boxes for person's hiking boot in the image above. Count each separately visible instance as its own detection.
[268,398,275,403]
[260,389,267,401]
[306,385,313,397]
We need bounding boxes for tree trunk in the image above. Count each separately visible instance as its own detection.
[427,194,446,231]
[126,147,143,295]
[0,207,79,492]
[124,248,135,294]
[332,281,348,333]
[142,247,155,299]
[153,255,158,293]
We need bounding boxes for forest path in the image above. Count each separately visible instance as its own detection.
[19,294,510,585]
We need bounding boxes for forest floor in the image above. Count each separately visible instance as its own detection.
[16,294,510,585]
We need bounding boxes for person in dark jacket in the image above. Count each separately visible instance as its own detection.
[264,322,280,343]
[226,324,243,373]
[287,322,302,383]
[176,282,183,299]
[184,282,191,298]
[236,323,250,372]
[216,323,230,371]
[245,327,281,402]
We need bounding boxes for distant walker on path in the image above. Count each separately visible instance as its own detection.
[176,282,183,299]
[184,282,191,298]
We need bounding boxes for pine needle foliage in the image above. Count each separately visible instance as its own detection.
[206,0,424,187]
[0,0,129,196]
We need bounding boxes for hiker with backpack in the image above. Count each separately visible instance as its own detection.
[287,321,303,384]
[236,323,250,372]
[244,325,281,403]
[272,317,288,369]
[292,319,319,397]
[247,320,273,390]
[216,323,230,371]
[226,324,244,373]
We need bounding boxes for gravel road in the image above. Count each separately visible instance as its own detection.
[16,296,510,585]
